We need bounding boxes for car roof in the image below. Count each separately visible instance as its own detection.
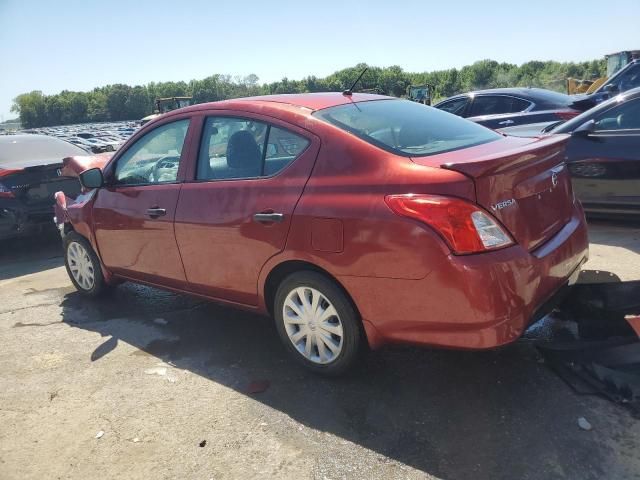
[441,87,572,106]
[178,92,393,114]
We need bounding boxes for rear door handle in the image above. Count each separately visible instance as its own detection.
[146,207,167,218]
[253,212,284,223]
[498,119,515,126]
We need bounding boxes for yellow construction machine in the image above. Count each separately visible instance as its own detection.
[567,50,640,95]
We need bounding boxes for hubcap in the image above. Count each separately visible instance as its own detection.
[282,287,343,364]
[67,241,95,291]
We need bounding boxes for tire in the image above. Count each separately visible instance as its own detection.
[274,271,363,376]
[63,232,107,297]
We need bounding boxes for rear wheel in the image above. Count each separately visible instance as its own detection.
[63,232,106,297]
[274,271,362,375]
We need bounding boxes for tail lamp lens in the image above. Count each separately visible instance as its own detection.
[385,194,514,254]
[555,111,580,121]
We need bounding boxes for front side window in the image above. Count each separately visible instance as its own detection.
[114,119,189,185]
[594,98,640,131]
[469,96,531,116]
[197,117,309,180]
[436,97,468,116]
[314,99,500,157]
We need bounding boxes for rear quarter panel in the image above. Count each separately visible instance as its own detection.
[260,121,476,283]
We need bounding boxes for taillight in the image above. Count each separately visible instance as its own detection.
[385,194,514,254]
[0,182,14,198]
[555,111,580,121]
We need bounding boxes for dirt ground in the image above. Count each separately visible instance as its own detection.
[0,220,639,480]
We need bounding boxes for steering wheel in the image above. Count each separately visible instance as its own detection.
[151,155,180,182]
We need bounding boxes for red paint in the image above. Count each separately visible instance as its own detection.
[56,93,589,351]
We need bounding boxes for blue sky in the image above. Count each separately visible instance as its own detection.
[1,0,639,120]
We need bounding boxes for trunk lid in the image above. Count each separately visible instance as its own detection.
[412,135,574,251]
[1,164,82,206]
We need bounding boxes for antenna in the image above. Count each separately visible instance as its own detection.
[342,67,368,96]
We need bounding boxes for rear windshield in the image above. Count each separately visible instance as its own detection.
[313,99,500,156]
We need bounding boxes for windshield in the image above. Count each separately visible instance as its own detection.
[313,99,500,156]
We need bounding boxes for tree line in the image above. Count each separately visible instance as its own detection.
[12,59,605,128]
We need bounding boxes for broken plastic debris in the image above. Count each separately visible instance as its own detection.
[246,380,270,394]
[95,430,105,439]
[578,417,592,431]
[153,318,168,325]
[145,367,167,376]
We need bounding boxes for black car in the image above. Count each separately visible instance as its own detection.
[434,87,582,129]
[579,59,640,107]
[551,87,640,217]
[0,135,84,239]
[502,88,640,217]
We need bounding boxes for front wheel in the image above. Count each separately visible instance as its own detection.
[274,271,363,376]
[63,232,107,297]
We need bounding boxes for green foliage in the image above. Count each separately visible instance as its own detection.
[12,58,606,128]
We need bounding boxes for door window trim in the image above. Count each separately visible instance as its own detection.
[190,113,312,184]
[103,114,196,188]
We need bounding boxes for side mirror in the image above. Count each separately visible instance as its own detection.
[79,168,104,189]
[571,119,596,137]
[604,83,619,94]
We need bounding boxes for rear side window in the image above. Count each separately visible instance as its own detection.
[469,96,531,116]
[264,126,310,176]
[197,117,309,180]
[436,97,469,116]
[314,99,500,156]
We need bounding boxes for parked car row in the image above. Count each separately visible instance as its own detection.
[22,121,139,154]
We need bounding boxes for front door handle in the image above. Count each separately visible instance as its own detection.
[146,207,167,218]
[253,212,284,223]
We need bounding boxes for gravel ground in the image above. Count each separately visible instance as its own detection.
[0,220,639,480]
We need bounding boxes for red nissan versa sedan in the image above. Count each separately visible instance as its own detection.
[54,93,589,375]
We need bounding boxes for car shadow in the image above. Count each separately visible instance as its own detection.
[59,283,614,480]
[0,229,63,281]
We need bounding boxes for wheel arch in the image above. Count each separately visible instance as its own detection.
[261,259,379,349]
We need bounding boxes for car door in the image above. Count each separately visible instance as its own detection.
[92,116,195,288]
[566,97,640,211]
[174,112,319,306]
[468,95,533,128]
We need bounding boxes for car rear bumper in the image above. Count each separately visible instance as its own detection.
[0,201,55,240]
[338,205,589,350]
